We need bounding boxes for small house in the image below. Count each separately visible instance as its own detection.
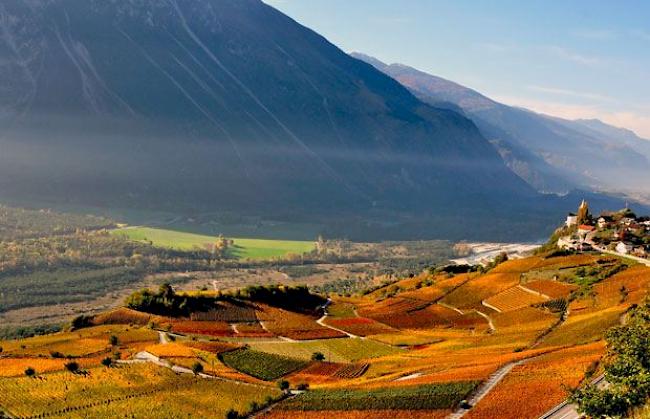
[597,216,612,229]
[577,224,595,239]
[616,242,633,255]
[566,213,578,228]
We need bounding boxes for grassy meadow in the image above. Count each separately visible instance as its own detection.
[111,227,315,260]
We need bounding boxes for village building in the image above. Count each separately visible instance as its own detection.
[597,216,612,229]
[577,224,595,240]
[621,217,636,226]
[566,213,578,228]
[616,242,633,255]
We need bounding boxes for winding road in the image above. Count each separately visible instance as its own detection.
[448,359,530,419]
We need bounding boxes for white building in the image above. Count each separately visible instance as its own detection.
[566,213,578,227]
[616,242,633,255]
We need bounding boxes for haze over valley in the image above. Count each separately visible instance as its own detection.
[0,1,649,419]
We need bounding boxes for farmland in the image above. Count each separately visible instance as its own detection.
[248,338,402,363]
[220,348,310,380]
[278,382,479,411]
[0,363,279,418]
[111,226,315,260]
[1,248,649,418]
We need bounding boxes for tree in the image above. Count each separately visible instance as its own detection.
[311,352,325,362]
[570,298,650,417]
[109,335,119,346]
[277,380,290,391]
[225,409,239,419]
[64,361,79,373]
[191,362,204,375]
[101,357,113,368]
[24,367,36,377]
[159,283,175,300]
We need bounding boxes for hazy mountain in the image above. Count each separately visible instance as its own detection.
[0,0,634,240]
[353,53,650,196]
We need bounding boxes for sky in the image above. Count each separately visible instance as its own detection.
[265,0,650,139]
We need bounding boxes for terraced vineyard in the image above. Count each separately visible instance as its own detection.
[220,348,310,380]
[279,382,479,411]
[248,338,402,363]
[523,280,576,299]
[1,253,648,418]
[483,286,547,312]
[0,363,279,419]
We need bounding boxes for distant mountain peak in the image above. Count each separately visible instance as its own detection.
[353,52,650,198]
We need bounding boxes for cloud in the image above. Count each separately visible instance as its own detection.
[544,46,602,66]
[526,85,613,103]
[492,95,650,139]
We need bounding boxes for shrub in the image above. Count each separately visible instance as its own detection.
[24,367,36,377]
[277,380,290,391]
[311,352,325,361]
[192,362,204,375]
[109,335,119,346]
[64,361,79,373]
[70,314,93,330]
[50,351,65,359]
[225,409,239,419]
[101,357,113,367]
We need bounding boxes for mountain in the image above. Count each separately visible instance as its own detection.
[0,0,634,241]
[353,53,650,196]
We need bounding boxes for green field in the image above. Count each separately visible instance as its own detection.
[248,337,403,363]
[111,227,315,260]
[219,348,309,381]
[280,381,480,410]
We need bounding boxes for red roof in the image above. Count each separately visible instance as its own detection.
[578,225,595,231]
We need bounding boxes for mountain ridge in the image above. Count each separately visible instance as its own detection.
[352,52,650,197]
[0,0,638,240]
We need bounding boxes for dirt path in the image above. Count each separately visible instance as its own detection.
[438,302,464,315]
[474,310,495,332]
[248,392,299,419]
[447,358,529,419]
[119,351,268,388]
[158,331,170,344]
[316,314,359,339]
[517,284,550,300]
[540,374,607,419]
[595,246,650,267]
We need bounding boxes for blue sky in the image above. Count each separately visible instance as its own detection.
[265,0,650,138]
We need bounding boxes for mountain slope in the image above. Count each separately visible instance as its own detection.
[0,0,535,222]
[353,53,650,196]
[0,0,635,241]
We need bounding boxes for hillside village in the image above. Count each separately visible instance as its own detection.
[557,200,650,260]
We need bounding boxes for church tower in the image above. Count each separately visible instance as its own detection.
[577,200,590,225]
